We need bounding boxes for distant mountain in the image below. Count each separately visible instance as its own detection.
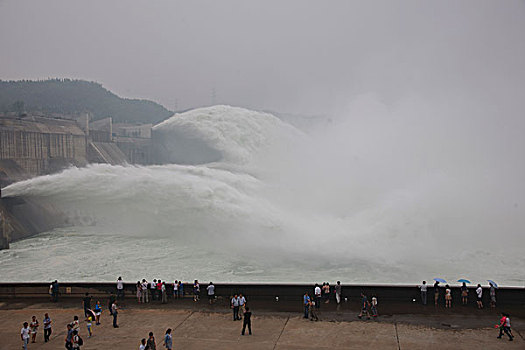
[0,79,173,124]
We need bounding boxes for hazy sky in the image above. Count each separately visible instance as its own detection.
[1,0,524,115]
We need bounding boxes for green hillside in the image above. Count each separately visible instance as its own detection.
[0,79,172,124]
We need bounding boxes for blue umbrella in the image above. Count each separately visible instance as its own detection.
[433,278,447,283]
[487,280,498,288]
[457,279,471,284]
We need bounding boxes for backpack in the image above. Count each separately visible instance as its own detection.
[77,336,84,346]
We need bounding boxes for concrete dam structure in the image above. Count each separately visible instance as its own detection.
[0,113,153,249]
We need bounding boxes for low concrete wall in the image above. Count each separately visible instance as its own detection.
[1,282,523,307]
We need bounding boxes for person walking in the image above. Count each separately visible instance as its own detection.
[65,323,73,350]
[497,313,514,341]
[139,338,147,350]
[358,292,371,319]
[334,281,341,305]
[445,285,452,308]
[476,284,483,309]
[21,322,30,350]
[303,292,310,319]
[314,283,321,309]
[111,300,119,328]
[241,307,252,335]
[142,279,149,303]
[116,277,124,300]
[419,281,427,305]
[30,315,39,343]
[489,283,496,308]
[85,315,93,338]
[207,282,215,304]
[71,330,81,350]
[163,328,173,350]
[433,281,440,306]
[43,313,52,342]
[371,295,378,317]
[82,293,92,318]
[72,316,80,335]
[231,294,240,321]
[94,301,102,325]
[146,332,156,350]
[461,282,468,305]
[161,282,167,304]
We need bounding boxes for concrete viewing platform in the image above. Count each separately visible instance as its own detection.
[1,297,523,350]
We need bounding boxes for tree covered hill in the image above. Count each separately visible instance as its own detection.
[0,79,173,124]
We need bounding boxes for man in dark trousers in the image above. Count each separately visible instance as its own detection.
[82,292,92,317]
[111,300,119,328]
[241,307,252,335]
[108,293,116,316]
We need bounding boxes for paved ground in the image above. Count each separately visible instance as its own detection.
[1,302,523,349]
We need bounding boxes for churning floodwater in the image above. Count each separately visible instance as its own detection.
[2,103,525,286]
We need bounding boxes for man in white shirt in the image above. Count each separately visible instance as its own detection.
[419,281,428,305]
[207,282,215,304]
[139,338,147,350]
[141,279,149,303]
[476,284,483,309]
[231,294,240,321]
[314,284,322,309]
[116,277,124,300]
[21,322,30,350]
[151,279,157,301]
[238,294,247,317]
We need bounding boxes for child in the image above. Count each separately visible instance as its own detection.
[371,296,378,317]
[85,316,93,338]
[30,315,39,343]
[309,300,319,321]
[72,315,80,335]
[94,301,102,325]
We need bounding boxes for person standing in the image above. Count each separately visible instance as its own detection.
[147,332,156,350]
[476,284,483,309]
[238,294,246,318]
[314,284,321,309]
[51,280,59,302]
[139,338,147,350]
[309,300,319,321]
[231,294,240,321]
[111,300,119,328]
[433,281,440,306]
[461,282,468,305]
[163,328,173,350]
[445,285,452,308]
[117,277,124,300]
[178,281,184,298]
[489,283,496,308]
[43,313,52,342]
[151,279,157,301]
[358,292,370,319]
[303,292,310,319]
[94,301,102,325]
[334,281,342,305]
[157,280,163,302]
[173,280,178,300]
[419,281,427,305]
[82,293,92,318]
[30,315,39,343]
[136,281,142,303]
[241,307,252,335]
[207,282,215,304]
[21,322,30,350]
[161,282,168,303]
[142,279,149,303]
[108,293,116,316]
[71,330,81,350]
[193,280,200,302]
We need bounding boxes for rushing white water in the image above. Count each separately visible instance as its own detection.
[1,104,524,285]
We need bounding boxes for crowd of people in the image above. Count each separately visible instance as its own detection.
[18,277,516,349]
[418,280,499,309]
